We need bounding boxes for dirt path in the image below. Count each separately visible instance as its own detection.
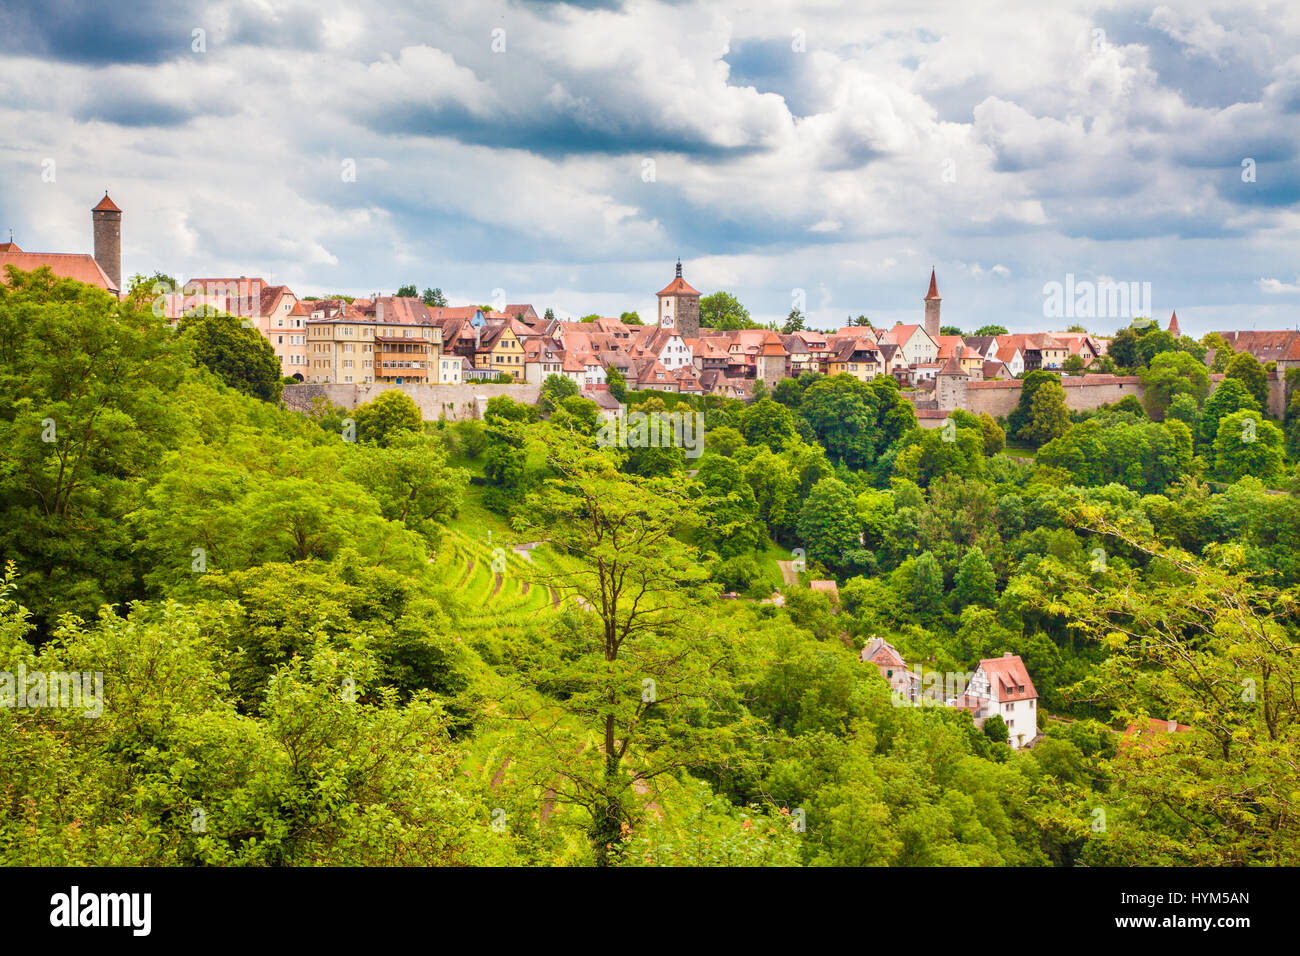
[491,572,504,598]
[457,559,474,588]
[776,560,799,587]
[550,588,560,608]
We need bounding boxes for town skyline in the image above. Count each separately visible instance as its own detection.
[2,0,1298,335]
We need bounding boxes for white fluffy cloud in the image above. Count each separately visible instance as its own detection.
[0,0,1296,333]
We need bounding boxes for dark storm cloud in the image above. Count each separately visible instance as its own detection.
[0,0,327,66]
[0,0,201,65]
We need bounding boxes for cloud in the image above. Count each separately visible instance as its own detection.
[0,0,1296,334]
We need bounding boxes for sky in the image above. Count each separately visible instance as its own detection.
[1,0,1298,335]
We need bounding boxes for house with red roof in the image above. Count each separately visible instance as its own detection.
[955,653,1040,748]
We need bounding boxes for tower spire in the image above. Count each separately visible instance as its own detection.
[925,268,940,300]
[675,258,682,278]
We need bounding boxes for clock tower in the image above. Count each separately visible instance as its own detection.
[657,259,701,337]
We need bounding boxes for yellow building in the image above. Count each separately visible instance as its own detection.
[305,296,442,384]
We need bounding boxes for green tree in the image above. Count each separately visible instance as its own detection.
[1196,378,1259,450]
[1224,351,1269,411]
[395,284,418,298]
[180,311,283,402]
[539,373,580,415]
[0,267,183,626]
[797,477,861,572]
[606,367,628,404]
[952,546,997,609]
[699,292,757,331]
[982,714,1009,743]
[1056,516,1300,864]
[907,551,945,617]
[782,310,806,334]
[1007,370,1057,440]
[741,398,798,452]
[1211,410,1286,485]
[1021,378,1070,446]
[511,428,720,865]
[974,325,1009,336]
[354,390,424,445]
[1140,351,1210,420]
[422,287,448,307]
[800,374,916,470]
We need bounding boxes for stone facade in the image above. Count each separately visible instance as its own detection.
[92,194,122,293]
[282,382,542,422]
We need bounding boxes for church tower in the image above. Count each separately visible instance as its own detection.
[92,192,122,293]
[657,259,701,337]
[924,268,941,338]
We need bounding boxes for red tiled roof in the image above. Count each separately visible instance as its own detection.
[925,268,940,300]
[759,330,787,356]
[0,251,119,293]
[979,654,1037,702]
[1167,310,1180,336]
[657,276,700,296]
[92,192,121,213]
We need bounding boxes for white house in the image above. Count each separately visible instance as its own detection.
[436,354,464,384]
[877,323,939,367]
[960,653,1039,749]
[633,326,694,372]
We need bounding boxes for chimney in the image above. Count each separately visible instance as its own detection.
[377,298,385,323]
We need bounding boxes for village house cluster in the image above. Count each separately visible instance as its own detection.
[862,638,1040,749]
[7,193,1300,414]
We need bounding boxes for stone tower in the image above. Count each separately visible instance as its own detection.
[657,259,701,337]
[924,268,941,338]
[92,192,122,293]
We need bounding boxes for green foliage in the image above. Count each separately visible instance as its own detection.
[1211,410,1286,485]
[1038,416,1190,494]
[1224,351,1269,410]
[796,477,860,572]
[699,291,758,331]
[741,398,798,452]
[799,374,916,470]
[1139,351,1210,419]
[353,390,424,445]
[179,311,283,402]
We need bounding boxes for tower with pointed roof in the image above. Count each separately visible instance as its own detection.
[924,268,941,339]
[657,259,701,337]
[92,192,122,293]
[1167,310,1180,337]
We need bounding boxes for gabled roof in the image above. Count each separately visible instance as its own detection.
[759,330,787,357]
[879,323,925,346]
[861,637,907,668]
[0,251,119,294]
[979,654,1037,702]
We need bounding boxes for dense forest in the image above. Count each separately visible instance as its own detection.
[2,267,1298,866]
